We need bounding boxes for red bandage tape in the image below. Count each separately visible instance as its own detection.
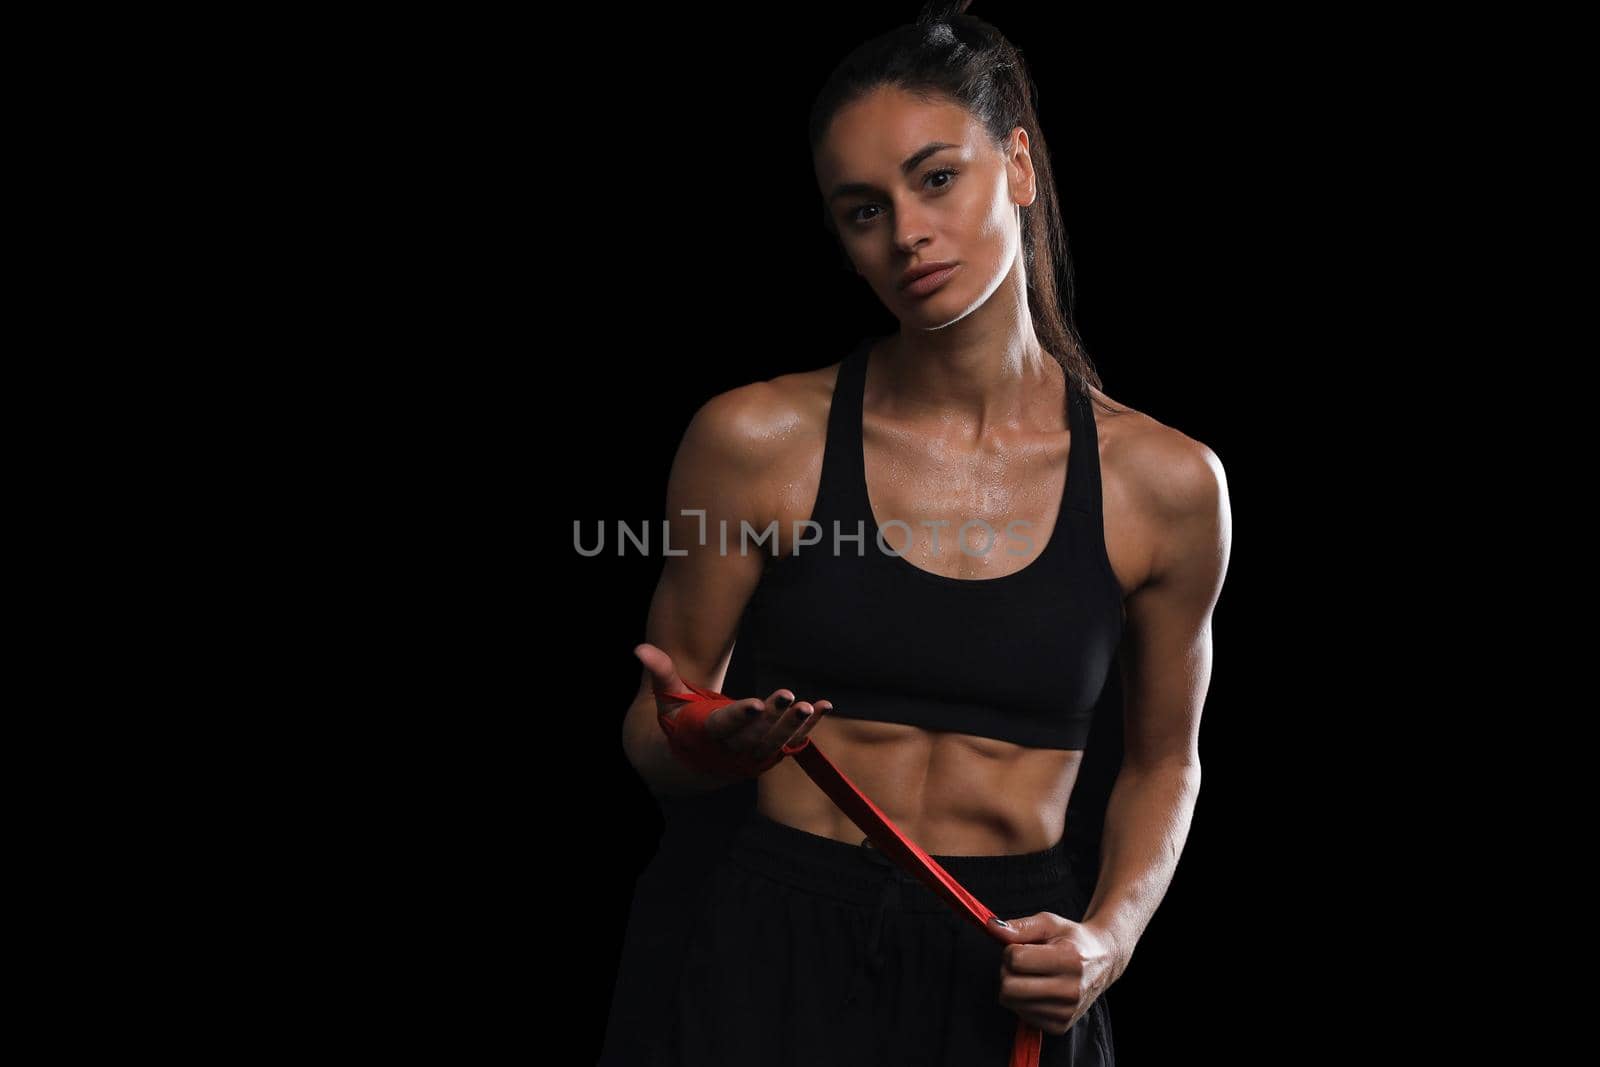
[652,679,792,779]
[653,676,1046,1067]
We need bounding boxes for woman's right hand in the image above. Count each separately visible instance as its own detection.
[634,642,832,769]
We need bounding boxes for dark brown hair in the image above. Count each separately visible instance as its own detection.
[810,0,1112,413]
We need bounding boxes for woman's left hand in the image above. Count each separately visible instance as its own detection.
[990,913,1118,1035]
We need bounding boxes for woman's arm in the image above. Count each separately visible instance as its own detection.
[1081,434,1232,979]
[620,381,792,797]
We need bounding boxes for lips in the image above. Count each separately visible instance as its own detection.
[901,263,959,298]
[900,260,959,290]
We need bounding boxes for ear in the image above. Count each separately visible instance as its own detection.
[1008,127,1038,210]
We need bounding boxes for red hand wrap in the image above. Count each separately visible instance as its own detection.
[654,673,1046,1067]
[653,679,803,779]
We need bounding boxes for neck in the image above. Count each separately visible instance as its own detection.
[876,318,1062,435]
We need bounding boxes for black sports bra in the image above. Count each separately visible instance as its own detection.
[720,335,1125,750]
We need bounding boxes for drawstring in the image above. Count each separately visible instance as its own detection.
[658,674,1049,1066]
[841,837,913,1011]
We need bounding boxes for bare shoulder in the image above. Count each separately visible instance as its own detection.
[673,361,842,546]
[680,362,837,470]
[1084,384,1224,515]
[1080,382,1230,591]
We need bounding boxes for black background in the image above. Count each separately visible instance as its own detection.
[562,11,1357,1064]
[333,5,1438,1063]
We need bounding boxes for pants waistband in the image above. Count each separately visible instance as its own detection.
[726,807,1084,914]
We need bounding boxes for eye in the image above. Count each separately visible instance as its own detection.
[847,168,961,225]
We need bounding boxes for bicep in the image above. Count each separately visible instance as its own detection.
[1118,442,1232,769]
[628,387,778,723]
[644,527,766,697]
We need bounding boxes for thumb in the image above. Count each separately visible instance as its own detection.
[634,642,686,701]
[990,913,1041,943]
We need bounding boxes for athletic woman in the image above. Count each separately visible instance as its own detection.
[606,4,1230,1064]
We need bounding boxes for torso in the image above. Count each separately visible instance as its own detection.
[746,338,1155,856]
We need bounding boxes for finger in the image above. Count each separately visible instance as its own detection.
[1002,943,1073,977]
[702,696,768,742]
[1000,974,1082,1004]
[784,699,831,745]
[993,913,1067,945]
[760,698,816,747]
[744,689,795,741]
[707,689,788,762]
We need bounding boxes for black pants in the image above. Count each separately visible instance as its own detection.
[667,808,1115,1066]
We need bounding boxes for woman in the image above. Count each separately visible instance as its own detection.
[606,3,1230,1064]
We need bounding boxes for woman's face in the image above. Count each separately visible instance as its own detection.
[814,86,1034,327]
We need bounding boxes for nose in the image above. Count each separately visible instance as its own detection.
[893,226,931,256]
[891,204,932,254]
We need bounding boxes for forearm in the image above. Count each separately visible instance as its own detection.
[622,698,744,797]
[1081,759,1202,981]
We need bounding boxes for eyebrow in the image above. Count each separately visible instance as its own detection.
[827,142,961,203]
